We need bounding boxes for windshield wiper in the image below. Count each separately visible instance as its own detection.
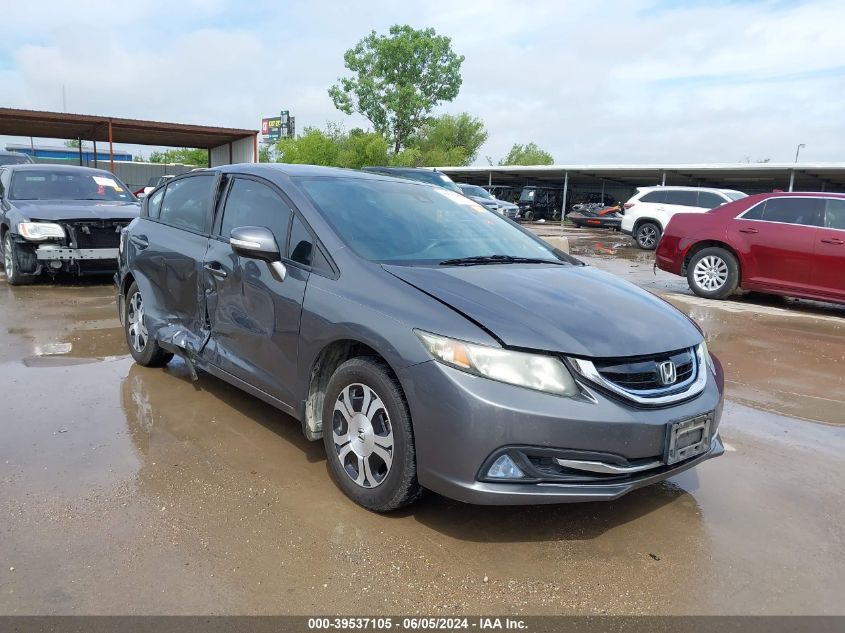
[439,254,565,266]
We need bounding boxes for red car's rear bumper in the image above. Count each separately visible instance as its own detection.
[655,233,686,275]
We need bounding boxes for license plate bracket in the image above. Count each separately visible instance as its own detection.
[665,411,714,465]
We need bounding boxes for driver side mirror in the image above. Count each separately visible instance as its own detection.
[229,226,287,281]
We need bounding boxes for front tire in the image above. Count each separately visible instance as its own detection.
[322,357,421,512]
[124,281,173,366]
[3,233,36,285]
[635,221,661,250]
[687,247,740,299]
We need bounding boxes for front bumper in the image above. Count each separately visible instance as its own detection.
[36,246,119,261]
[398,360,724,505]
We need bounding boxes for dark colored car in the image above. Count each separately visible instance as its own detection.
[0,165,139,284]
[656,192,845,304]
[0,150,34,166]
[361,166,462,193]
[116,164,724,511]
[568,204,623,230]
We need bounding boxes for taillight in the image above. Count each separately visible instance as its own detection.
[624,202,635,209]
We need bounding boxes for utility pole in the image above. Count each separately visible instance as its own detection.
[794,143,805,163]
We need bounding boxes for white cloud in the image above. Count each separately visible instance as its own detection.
[1,0,843,164]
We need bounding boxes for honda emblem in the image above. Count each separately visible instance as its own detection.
[658,360,677,385]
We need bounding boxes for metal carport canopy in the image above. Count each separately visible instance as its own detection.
[437,163,845,191]
[0,107,258,168]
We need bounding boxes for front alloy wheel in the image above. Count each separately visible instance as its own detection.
[332,383,394,488]
[322,357,421,512]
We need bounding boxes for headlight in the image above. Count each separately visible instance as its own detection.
[415,330,579,397]
[17,222,65,241]
[699,341,716,376]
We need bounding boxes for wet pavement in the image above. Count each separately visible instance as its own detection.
[1,245,843,615]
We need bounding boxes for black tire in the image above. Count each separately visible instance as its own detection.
[523,210,534,222]
[2,232,37,285]
[124,281,173,367]
[552,210,561,221]
[686,247,740,300]
[635,221,661,250]
[322,357,422,512]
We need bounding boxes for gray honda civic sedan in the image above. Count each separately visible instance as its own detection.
[116,164,724,511]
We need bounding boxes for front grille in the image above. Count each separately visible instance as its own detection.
[66,222,124,249]
[593,348,696,393]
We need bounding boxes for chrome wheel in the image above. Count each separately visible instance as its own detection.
[693,255,729,291]
[332,383,394,489]
[637,224,659,249]
[126,291,148,353]
[3,235,13,276]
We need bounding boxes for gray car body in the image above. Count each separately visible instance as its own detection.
[117,163,723,505]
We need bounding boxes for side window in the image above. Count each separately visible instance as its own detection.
[697,192,727,210]
[219,178,292,248]
[761,198,823,226]
[146,186,164,219]
[159,175,214,233]
[640,190,666,204]
[824,199,845,230]
[666,190,698,207]
[742,202,764,221]
[288,215,314,266]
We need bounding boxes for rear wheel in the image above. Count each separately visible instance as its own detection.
[124,281,173,366]
[687,247,740,299]
[322,357,421,512]
[523,210,534,222]
[635,222,661,250]
[3,233,36,285]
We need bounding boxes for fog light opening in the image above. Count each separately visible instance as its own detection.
[487,454,526,479]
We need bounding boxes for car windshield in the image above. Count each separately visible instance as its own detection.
[459,184,493,199]
[724,192,747,201]
[0,154,31,165]
[299,177,562,265]
[9,169,135,201]
[519,188,536,202]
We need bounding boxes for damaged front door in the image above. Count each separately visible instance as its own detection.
[202,176,309,410]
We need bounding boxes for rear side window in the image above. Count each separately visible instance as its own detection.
[639,190,666,204]
[697,192,727,210]
[159,175,214,233]
[745,198,824,226]
[219,178,292,247]
[824,199,845,230]
[665,190,699,207]
[146,187,164,219]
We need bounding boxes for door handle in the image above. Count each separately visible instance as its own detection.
[820,238,844,245]
[203,262,228,279]
[738,227,759,234]
[129,235,149,249]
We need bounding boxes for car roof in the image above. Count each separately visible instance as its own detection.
[636,185,745,195]
[3,163,122,176]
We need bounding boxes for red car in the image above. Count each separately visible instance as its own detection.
[655,192,845,305]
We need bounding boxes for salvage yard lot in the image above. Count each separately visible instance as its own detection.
[1,232,843,615]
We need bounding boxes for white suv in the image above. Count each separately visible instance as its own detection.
[621,186,747,250]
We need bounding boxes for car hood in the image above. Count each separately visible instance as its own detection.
[12,200,140,221]
[383,263,702,358]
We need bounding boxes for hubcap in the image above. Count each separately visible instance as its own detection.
[3,235,13,276]
[332,383,394,489]
[638,225,658,248]
[693,255,729,291]
[126,291,148,353]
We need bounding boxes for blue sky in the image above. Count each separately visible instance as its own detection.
[0,0,842,164]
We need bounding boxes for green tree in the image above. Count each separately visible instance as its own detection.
[408,113,487,166]
[498,142,554,166]
[329,25,464,154]
[274,124,389,169]
[64,139,81,148]
[148,148,208,167]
